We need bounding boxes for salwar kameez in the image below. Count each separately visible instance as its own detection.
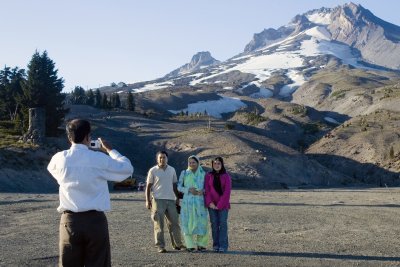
[178,167,209,249]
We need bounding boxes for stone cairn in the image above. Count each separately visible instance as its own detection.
[23,108,46,144]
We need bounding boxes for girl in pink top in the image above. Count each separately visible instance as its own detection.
[204,157,232,252]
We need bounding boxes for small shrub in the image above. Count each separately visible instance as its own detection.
[390,146,395,159]
[302,123,320,134]
[290,105,307,116]
[330,90,347,99]
[224,122,235,130]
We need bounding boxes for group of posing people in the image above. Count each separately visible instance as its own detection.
[145,151,232,254]
[47,118,232,267]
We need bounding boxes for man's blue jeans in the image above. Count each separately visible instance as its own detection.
[208,208,229,251]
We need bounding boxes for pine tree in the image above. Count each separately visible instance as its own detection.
[115,93,121,108]
[0,66,26,121]
[102,93,109,109]
[21,51,66,136]
[22,51,66,135]
[86,89,95,106]
[71,86,87,104]
[94,89,102,108]
[126,91,134,111]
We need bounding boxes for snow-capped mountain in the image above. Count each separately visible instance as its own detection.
[126,2,400,103]
[181,3,400,96]
[164,51,219,79]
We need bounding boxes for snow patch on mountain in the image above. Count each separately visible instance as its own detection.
[324,117,340,124]
[250,88,274,99]
[300,37,364,68]
[304,26,331,40]
[306,11,332,25]
[279,70,306,97]
[168,95,247,118]
[133,81,174,93]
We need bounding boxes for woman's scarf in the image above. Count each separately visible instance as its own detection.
[185,155,205,189]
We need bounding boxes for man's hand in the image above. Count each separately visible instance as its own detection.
[99,138,113,153]
[146,200,152,210]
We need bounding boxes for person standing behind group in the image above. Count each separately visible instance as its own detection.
[204,156,232,253]
[145,151,185,253]
[47,119,134,267]
[178,155,209,252]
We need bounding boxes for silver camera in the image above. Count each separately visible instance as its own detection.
[90,139,101,149]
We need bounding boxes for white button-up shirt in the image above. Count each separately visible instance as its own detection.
[47,144,133,213]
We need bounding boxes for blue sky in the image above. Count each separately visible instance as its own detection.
[1,0,399,92]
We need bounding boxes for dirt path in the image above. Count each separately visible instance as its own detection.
[1,188,400,266]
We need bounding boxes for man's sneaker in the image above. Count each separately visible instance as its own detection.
[213,247,219,253]
[158,248,167,253]
[218,248,227,253]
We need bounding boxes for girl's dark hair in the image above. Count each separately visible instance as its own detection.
[66,119,91,143]
[211,157,226,196]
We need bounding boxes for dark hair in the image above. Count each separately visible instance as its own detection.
[211,157,226,174]
[156,151,168,159]
[66,119,91,143]
[211,157,226,196]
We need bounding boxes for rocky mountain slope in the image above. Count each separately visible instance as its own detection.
[89,2,400,186]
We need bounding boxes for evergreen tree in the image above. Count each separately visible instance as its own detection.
[102,93,109,109]
[94,89,102,108]
[126,91,134,111]
[21,50,66,136]
[115,93,121,108]
[0,66,26,121]
[86,89,95,106]
[110,93,121,108]
[110,94,115,108]
[71,86,87,104]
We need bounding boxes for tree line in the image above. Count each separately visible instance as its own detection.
[69,86,135,111]
[0,50,135,137]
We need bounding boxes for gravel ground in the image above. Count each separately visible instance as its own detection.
[1,188,400,266]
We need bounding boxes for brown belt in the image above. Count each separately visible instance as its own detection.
[63,210,98,214]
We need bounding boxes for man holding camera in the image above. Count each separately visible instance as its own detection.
[47,119,133,267]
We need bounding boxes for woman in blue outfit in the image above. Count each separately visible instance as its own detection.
[178,155,209,252]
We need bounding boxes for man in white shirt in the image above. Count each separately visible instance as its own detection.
[47,119,133,267]
[145,151,184,253]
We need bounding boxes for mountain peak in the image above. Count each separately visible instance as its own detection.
[164,51,219,79]
[344,2,362,12]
